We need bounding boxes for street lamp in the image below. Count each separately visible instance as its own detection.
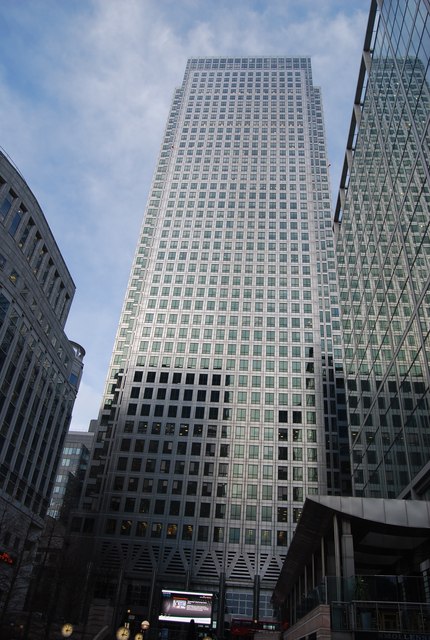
[61,623,74,638]
[134,619,150,640]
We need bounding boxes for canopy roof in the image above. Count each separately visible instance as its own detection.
[273,496,430,604]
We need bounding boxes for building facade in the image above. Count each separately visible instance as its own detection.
[48,430,93,520]
[0,150,84,614]
[73,57,348,631]
[334,0,430,500]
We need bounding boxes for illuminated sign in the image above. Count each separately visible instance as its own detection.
[0,550,15,565]
[159,589,213,625]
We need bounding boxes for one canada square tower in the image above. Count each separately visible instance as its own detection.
[74,57,348,632]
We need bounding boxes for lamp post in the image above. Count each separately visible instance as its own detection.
[135,619,150,640]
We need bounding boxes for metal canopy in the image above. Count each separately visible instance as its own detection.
[273,496,430,604]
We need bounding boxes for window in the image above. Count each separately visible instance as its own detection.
[277,531,288,547]
[213,527,224,543]
[245,529,256,544]
[229,528,240,543]
[198,526,209,541]
[185,502,195,516]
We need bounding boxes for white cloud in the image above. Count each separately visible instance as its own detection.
[0,0,369,431]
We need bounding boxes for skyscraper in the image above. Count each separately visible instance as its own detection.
[334,0,430,500]
[74,57,348,630]
[0,150,84,614]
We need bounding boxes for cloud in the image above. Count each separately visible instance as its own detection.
[0,0,369,431]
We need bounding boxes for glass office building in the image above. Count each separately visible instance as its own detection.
[0,150,84,612]
[48,430,93,520]
[334,0,430,499]
[74,57,349,629]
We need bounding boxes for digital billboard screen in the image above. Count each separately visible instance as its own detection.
[159,589,213,624]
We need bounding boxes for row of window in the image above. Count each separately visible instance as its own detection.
[138,341,315,356]
[109,466,319,494]
[115,453,318,475]
[126,403,315,424]
[130,387,315,403]
[104,517,289,546]
[140,312,315,326]
[112,490,307,516]
[0,179,71,323]
[117,420,318,441]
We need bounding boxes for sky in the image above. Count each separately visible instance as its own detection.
[0,0,369,431]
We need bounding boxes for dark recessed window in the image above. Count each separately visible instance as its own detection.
[195,406,204,419]
[200,503,210,517]
[154,500,165,514]
[185,502,195,516]
[194,424,203,436]
[198,526,208,541]
[169,501,180,515]
[172,480,182,494]
[177,442,187,455]
[191,443,201,455]
[148,441,159,453]
[278,447,288,460]
[208,425,217,437]
[187,481,197,495]
[120,439,131,452]
[181,406,191,418]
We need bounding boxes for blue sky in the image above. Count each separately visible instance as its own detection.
[0,0,369,431]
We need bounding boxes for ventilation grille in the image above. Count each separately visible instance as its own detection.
[133,548,154,573]
[99,542,122,571]
[195,551,219,579]
[263,556,283,580]
[229,555,251,580]
[165,550,186,575]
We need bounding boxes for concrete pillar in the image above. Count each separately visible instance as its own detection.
[253,574,260,622]
[333,514,341,578]
[333,514,342,601]
[312,553,316,589]
[218,572,226,639]
[341,518,355,578]
[321,537,326,578]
